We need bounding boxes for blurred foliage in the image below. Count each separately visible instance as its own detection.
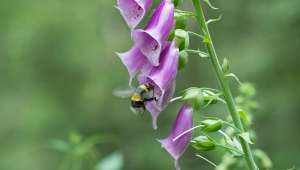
[0,0,300,170]
[49,132,120,170]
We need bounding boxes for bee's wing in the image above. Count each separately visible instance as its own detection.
[113,87,135,98]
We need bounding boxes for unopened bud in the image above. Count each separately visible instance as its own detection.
[174,11,187,29]
[174,29,189,51]
[191,136,216,151]
[182,88,203,111]
[178,51,189,70]
[201,119,223,132]
[203,92,218,104]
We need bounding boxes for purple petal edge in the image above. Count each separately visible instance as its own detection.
[117,46,149,85]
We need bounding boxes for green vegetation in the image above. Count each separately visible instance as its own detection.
[0,0,300,169]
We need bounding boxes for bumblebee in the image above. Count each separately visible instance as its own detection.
[113,83,157,115]
[130,83,156,111]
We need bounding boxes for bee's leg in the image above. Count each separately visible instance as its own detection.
[144,97,157,102]
[142,105,146,112]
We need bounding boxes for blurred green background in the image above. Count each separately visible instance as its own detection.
[1,0,300,169]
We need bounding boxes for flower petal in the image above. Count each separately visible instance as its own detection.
[146,82,175,129]
[117,0,152,29]
[138,41,179,128]
[159,104,193,170]
[146,42,179,95]
[132,0,174,66]
[117,46,149,85]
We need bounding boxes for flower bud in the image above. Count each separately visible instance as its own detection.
[203,91,218,104]
[182,88,218,111]
[191,136,216,151]
[222,58,229,74]
[178,51,189,70]
[239,82,256,97]
[174,29,189,51]
[182,88,203,111]
[201,119,223,132]
[174,12,187,29]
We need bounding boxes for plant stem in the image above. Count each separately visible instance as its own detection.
[191,0,258,169]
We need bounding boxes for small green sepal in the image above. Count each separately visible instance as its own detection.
[222,58,230,74]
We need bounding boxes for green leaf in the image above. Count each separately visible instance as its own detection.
[239,132,254,144]
[96,152,123,170]
[49,139,70,152]
[69,132,82,144]
[286,166,296,170]
[203,0,219,10]
[206,15,222,25]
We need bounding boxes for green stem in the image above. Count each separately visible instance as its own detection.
[191,0,258,169]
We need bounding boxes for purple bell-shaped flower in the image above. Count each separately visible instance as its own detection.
[117,0,152,29]
[133,0,174,66]
[159,104,193,170]
[139,41,179,129]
